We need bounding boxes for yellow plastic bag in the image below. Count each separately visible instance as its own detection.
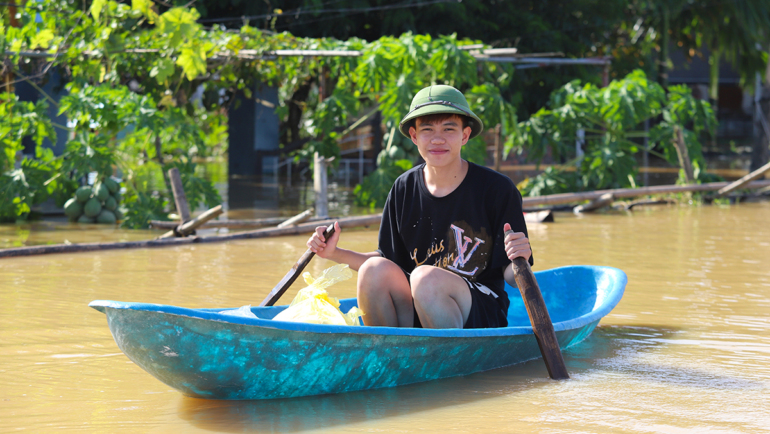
[272,264,364,326]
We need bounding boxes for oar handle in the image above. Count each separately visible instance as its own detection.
[260,223,335,307]
[504,230,569,380]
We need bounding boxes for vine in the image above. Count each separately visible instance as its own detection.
[1,1,520,221]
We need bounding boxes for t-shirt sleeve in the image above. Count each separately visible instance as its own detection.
[377,187,410,268]
[489,178,534,271]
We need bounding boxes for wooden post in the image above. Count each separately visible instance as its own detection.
[504,252,569,380]
[717,161,770,197]
[673,127,695,183]
[576,128,585,163]
[601,63,610,88]
[168,168,191,223]
[158,205,223,239]
[314,152,329,219]
[493,124,502,172]
[643,119,650,186]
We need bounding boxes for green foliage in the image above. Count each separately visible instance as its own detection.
[0,93,55,173]
[354,159,412,209]
[514,70,718,196]
[517,167,580,197]
[120,189,169,229]
[0,159,51,222]
[2,0,749,220]
[0,93,58,221]
[1,0,233,226]
[347,33,514,205]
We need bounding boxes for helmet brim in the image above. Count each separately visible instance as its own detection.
[399,101,484,139]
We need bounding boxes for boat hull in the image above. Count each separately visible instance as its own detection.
[91,265,626,400]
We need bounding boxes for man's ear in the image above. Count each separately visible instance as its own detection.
[461,126,472,145]
[409,125,418,143]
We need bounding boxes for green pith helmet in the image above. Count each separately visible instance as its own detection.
[399,85,484,139]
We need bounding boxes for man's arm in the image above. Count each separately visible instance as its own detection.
[307,221,381,272]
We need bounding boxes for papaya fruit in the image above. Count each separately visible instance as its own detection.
[75,186,92,203]
[84,197,102,217]
[104,177,119,194]
[104,196,117,211]
[94,182,110,201]
[114,208,124,221]
[64,198,83,219]
[96,209,117,224]
[77,214,95,224]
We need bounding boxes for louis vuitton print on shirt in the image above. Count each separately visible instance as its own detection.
[377,162,532,313]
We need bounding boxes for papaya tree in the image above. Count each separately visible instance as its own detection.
[510,69,717,196]
[2,0,523,219]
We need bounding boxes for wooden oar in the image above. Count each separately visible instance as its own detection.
[504,230,569,380]
[259,222,336,307]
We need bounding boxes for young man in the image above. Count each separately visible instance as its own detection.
[307,85,532,329]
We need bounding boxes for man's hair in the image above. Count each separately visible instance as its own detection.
[407,113,471,132]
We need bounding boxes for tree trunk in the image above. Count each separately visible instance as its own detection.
[750,72,769,171]
[371,110,383,162]
[659,4,670,88]
[708,47,721,149]
[673,127,695,183]
[284,80,312,144]
[750,45,770,171]
[155,135,172,194]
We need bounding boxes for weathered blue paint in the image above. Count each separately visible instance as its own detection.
[89,265,626,400]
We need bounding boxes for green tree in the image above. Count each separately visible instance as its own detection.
[511,70,717,196]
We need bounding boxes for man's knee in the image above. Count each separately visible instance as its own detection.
[357,257,405,296]
[410,265,446,303]
[359,256,395,281]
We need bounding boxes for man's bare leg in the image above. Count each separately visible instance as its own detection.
[357,257,414,327]
[410,265,472,329]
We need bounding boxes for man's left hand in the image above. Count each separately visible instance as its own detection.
[503,222,531,262]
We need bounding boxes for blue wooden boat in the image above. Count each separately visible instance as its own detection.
[89,265,626,400]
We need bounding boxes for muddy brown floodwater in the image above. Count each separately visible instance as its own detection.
[1,202,769,433]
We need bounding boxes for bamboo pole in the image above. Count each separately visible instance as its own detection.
[276,208,314,228]
[520,180,770,207]
[0,214,381,258]
[149,215,331,229]
[158,205,224,239]
[198,215,381,243]
[0,237,196,258]
[716,161,770,197]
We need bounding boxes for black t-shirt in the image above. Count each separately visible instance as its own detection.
[377,161,532,312]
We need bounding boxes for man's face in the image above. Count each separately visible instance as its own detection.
[408,115,472,168]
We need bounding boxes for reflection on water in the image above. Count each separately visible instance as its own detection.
[1,203,770,432]
[0,220,158,249]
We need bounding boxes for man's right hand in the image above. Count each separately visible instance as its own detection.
[307,221,341,259]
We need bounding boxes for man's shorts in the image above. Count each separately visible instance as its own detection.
[411,277,508,329]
